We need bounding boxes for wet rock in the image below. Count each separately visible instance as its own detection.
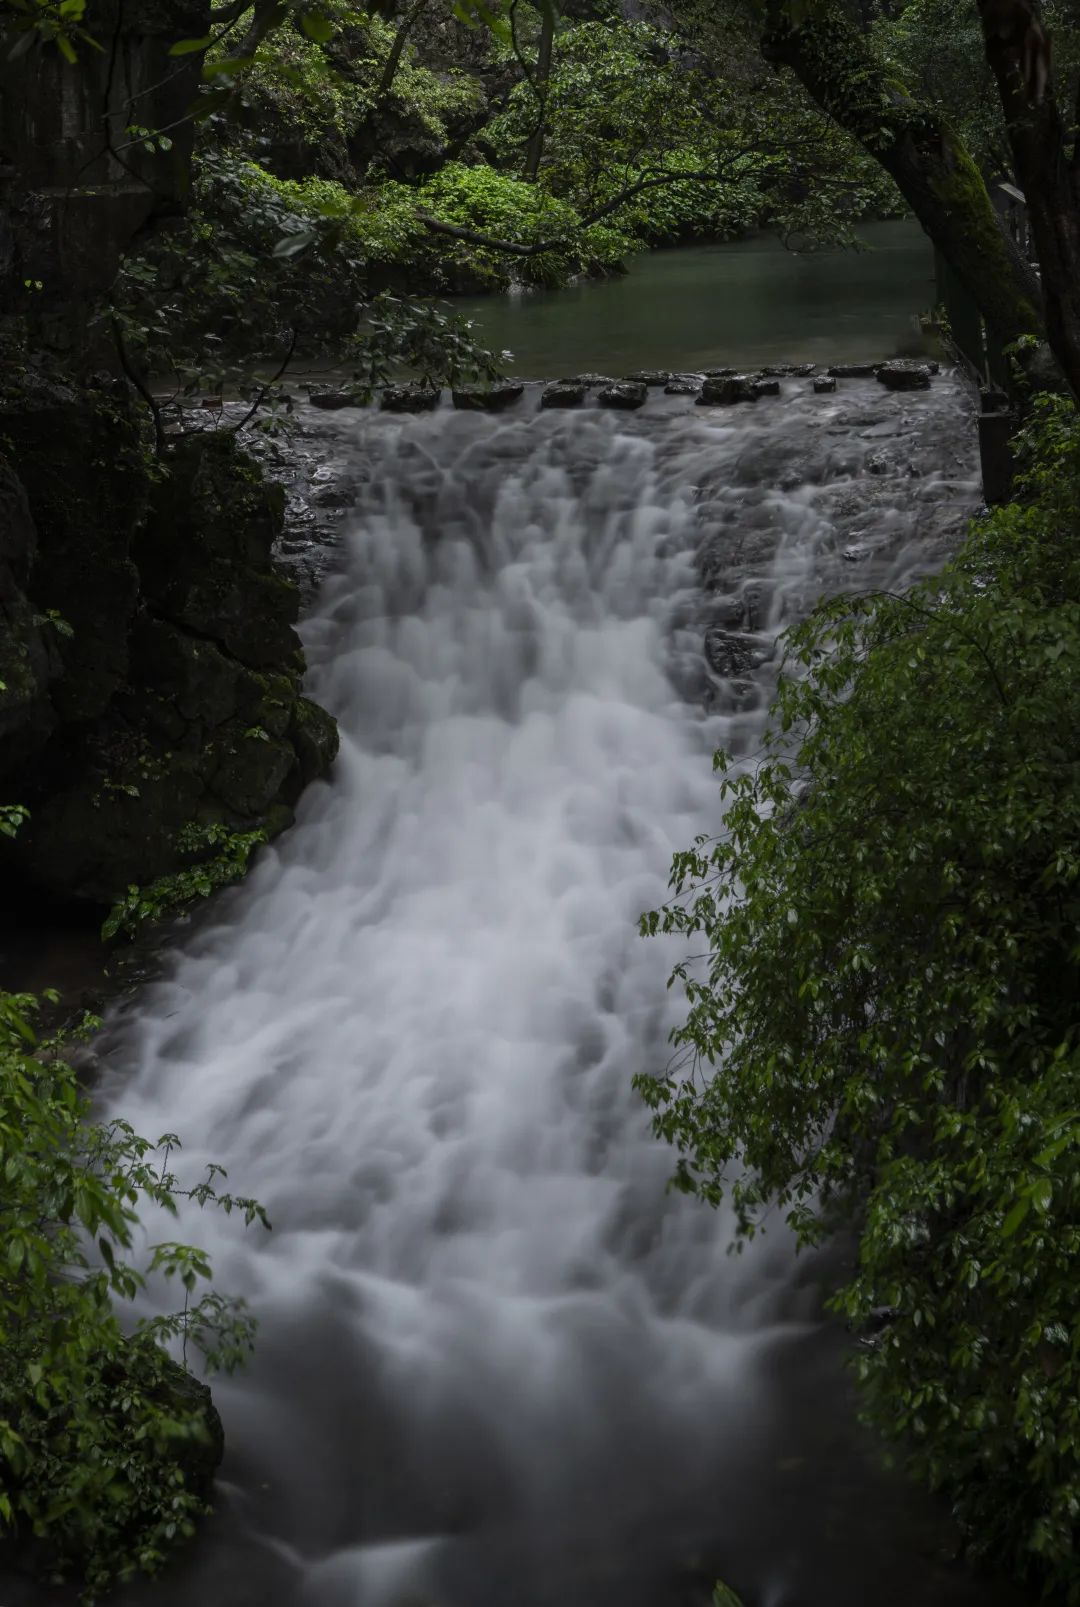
[842,542,873,562]
[379,384,440,412]
[704,627,758,678]
[709,594,746,629]
[564,373,615,388]
[876,359,932,391]
[623,369,671,386]
[866,450,892,475]
[827,362,880,378]
[451,382,525,412]
[761,362,816,376]
[305,387,362,410]
[702,366,738,377]
[664,374,704,395]
[749,377,781,397]
[813,375,837,394]
[698,375,759,405]
[541,381,587,408]
[597,380,647,410]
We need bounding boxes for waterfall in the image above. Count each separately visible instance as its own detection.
[97,378,983,1607]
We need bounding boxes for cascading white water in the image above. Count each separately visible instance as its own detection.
[96,378,988,1607]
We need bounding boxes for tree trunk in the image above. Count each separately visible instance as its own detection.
[523,4,555,183]
[762,0,1044,356]
[976,0,1080,399]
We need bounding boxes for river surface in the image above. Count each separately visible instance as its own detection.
[455,221,939,377]
[31,361,1029,1607]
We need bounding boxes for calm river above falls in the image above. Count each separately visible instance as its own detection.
[8,228,1030,1607]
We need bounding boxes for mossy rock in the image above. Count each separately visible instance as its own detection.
[289,695,339,788]
[209,722,297,818]
[15,747,206,903]
[1,376,148,723]
[128,613,241,730]
[136,432,300,669]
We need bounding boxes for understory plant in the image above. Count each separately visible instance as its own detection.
[0,988,269,1599]
[637,395,1080,1600]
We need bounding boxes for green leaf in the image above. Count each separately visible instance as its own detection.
[168,34,213,54]
[300,12,335,42]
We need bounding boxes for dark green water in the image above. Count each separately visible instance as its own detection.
[456,219,938,377]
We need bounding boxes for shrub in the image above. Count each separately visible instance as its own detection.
[0,990,268,1600]
[638,397,1080,1600]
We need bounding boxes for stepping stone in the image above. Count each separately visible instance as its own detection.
[827,362,880,378]
[698,375,759,404]
[664,374,704,395]
[703,366,738,377]
[541,381,587,408]
[750,377,781,397]
[451,382,525,411]
[623,369,671,386]
[380,385,440,412]
[564,373,616,387]
[876,359,932,391]
[813,376,837,394]
[597,380,647,409]
[306,387,362,410]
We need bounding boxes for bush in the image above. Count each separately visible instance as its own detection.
[638,396,1080,1600]
[0,990,268,1600]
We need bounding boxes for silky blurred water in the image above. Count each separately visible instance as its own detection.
[44,373,1025,1607]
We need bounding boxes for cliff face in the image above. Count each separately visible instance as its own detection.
[0,9,339,908]
[0,374,338,906]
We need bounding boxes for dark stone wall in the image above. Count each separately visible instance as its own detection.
[0,384,338,905]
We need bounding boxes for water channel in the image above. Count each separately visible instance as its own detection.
[5,226,1027,1607]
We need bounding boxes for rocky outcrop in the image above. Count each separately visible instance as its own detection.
[0,377,338,906]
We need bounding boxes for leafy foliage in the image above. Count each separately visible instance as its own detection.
[102,821,269,941]
[0,991,269,1599]
[638,398,1080,1599]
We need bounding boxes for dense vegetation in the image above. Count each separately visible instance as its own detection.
[640,396,1080,1599]
[2,0,1080,1597]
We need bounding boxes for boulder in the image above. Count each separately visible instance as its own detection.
[623,370,671,386]
[876,359,933,391]
[827,362,880,378]
[597,380,647,410]
[749,377,781,397]
[564,373,615,387]
[305,387,363,410]
[813,376,837,394]
[451,382,525,412]
[379,384,440,412]
[702,367,738,377]
[761,363,815,376]
[698,375,759,405]
[664,374,704,395]
[541,381,587,408]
